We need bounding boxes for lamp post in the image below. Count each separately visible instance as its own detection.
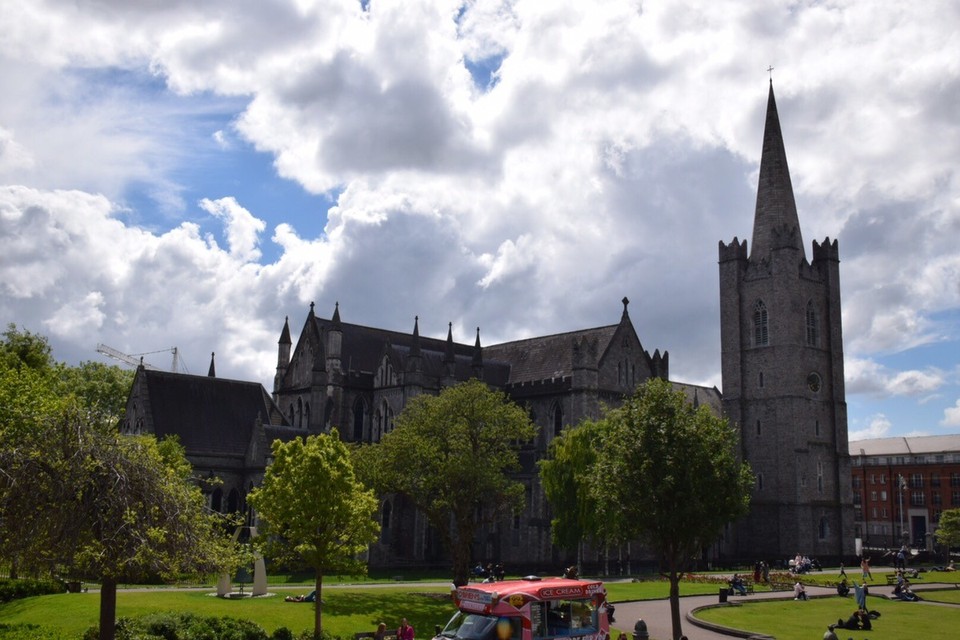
[898,474,907,546]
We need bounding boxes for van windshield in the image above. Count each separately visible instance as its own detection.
[440,613,520,640]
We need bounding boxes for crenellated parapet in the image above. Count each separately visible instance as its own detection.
[812,236,840,263]
[718,237,748,262]
[650,348,669,380]
[505,376,571,395]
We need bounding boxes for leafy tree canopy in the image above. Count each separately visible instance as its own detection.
[936,509,960,549]
[248,429,379,638]
[0,324,54,372]
[359,379,537,586]
[0,326,232,640]
[590,377,753,640]
[539,416,610,555]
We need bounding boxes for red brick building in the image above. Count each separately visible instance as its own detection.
[849,435,960,550]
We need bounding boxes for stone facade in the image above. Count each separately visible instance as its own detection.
[271,298,718,569]
[718,83,855,560]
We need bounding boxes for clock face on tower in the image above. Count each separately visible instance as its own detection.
[807,372,822,393]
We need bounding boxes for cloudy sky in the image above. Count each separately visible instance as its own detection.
[1,0,958,441]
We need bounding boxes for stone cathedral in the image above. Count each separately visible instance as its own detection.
[122,83,854,569]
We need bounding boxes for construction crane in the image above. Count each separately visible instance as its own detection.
[96,344,183,373]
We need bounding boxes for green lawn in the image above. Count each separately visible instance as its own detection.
[695,594,960,640]
[0,587,456,638]
[3,575,959,640]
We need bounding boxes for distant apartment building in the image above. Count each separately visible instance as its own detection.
[849,435,960,550]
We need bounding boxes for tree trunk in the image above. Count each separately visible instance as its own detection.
[668,565,683,640]
[313,573,324,639]
[450,515,476,587]
[99,576,117,640]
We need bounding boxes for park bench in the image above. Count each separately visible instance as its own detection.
[886,574,900,585]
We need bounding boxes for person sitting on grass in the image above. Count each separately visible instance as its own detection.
[285,589,316,602]
[836,610,872,631]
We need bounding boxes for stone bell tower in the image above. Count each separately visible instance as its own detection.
[718,82,855,560]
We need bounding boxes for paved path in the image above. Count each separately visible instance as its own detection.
[612,575,954,640]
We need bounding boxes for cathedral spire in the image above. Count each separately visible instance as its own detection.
[207,352,216,377]
[444,322,455,364]
[410,316,421,357]
[750,81,804,261]
[472,327,483,368]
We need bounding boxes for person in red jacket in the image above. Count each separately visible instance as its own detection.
[397,618,415,640]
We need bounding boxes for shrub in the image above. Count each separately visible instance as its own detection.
[0,578,66,602]
[0,622,74,640]
[83,612,269,640]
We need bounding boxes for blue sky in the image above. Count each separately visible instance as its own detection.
[1,0,959,441]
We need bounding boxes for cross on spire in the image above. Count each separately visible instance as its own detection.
[767,65,774,81]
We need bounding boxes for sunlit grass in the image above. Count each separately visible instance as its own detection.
[0,587,455,638]
[695,593,960,640]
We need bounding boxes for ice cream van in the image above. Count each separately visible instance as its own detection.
[439,577,611,640]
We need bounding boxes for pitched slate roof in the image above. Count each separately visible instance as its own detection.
[483,325,618,384]
[672,382,723,416]
[312,316,479,374]
[310,315,513,385]
[137,369,288,456]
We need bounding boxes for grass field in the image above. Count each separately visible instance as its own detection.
[695,591,960,640]
[2,573,959,639]
[0,586,456,638]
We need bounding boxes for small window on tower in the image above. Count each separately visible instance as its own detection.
[806,301,820,347]
[753,300,769,346]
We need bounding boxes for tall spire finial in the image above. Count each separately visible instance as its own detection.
[767,65,774,81]
[749,81,804,261]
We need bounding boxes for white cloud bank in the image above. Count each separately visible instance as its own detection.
[1,1,959,436]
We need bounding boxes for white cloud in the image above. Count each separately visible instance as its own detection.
[0,1,959,438]
[199,197,266,262]
[845,357,946,398]
[849,414,893,442]
[942,400,960,428]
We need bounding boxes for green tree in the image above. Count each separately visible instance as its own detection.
[539,417,611,566]
[0,324,54,372]
[591,378,753,640]
[56,361,135,418]
[0,404,232,640]
[936,509,960,549]
[360,379,537,586]
[247,430,379,639]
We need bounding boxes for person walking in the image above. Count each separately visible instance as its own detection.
[860,556,872,581]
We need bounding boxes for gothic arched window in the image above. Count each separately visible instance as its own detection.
[753,299,769,346]
[553,403,563,437]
